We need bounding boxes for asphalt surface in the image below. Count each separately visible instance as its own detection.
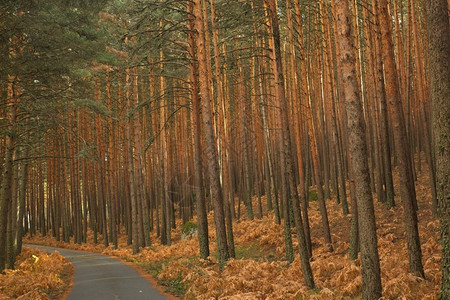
[25,244,168,300]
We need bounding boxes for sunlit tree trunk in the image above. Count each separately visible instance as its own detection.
[193,0,229,267]
[210,0,235,257]
[188,0,209,259]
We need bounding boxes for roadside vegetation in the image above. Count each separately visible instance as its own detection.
[0,248,72,300]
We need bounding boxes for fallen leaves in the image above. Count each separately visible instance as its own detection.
[0,248,72,300]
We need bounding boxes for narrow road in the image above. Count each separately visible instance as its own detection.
[25,244,168,300]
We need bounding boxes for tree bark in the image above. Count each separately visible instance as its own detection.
[266,0,315,289]
[426,0,450,297]
[378,0,425,278]
[188,0,209,259]
[0,78,17,272]
[193,0,229,267]
[334,1,382,298]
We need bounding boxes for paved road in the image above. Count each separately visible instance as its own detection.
[25,244,168,300]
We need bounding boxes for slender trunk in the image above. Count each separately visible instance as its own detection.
[7,161,18,269]
[372,0,395,208]
[378,0,424,278]
[0,79,17,272]
[193,0,229,267]
[211,0,235,257]
[125,67,139,254]
[16,146,29,255]
[94,78,108,247]
[188,1,209,259]
[410,0,438,216]
[266,0,315,289]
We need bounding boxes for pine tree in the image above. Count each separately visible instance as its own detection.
[334,0,382,298]
[426,0,450,297]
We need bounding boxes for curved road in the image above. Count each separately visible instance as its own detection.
[25,244,168,300]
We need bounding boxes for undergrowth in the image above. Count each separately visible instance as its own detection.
[0,247,72,300]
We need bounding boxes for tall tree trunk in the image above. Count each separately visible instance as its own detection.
[193,0,229,267]
[372,0,395,209]
[15,145,29,255]
[211,0,235,257]
[334,1,382,298]
[410,0,438,216]
[125,67,139,254]
[94,77,108,247]
[426,0,450,297]
[132,64,150,247]
[287,0,312,255]
[7,160,18,269]
[0,78,17,272]
[188,0,209,259]
[266,0,315,289]
[378,0,425,278]
[237,57,254,221]
[294,0,333,252]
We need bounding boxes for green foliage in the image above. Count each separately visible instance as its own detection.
[0,0,113,165]
[75,146,96,161]
[308,189,318,202]
[139,259,187,297]
[234,243,276,261]
[181,221,197,239]
[158,278,186,297]
[139,259,166,277]
[71,98,112,116]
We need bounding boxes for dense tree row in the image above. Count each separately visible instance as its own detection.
[0,0,448,298]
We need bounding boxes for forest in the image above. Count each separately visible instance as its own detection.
[0,0,449,299]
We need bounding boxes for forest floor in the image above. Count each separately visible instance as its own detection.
[0,247,73,300]
[23,161,441,299]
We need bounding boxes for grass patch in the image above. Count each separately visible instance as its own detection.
[138,259,168,277]
[308,189,318,202]
[158,278,187,297]
[235,243,264,259]
[234,243,278,262]
[139,258,194,297]
[211,243,279,262]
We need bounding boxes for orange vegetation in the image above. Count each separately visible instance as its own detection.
[0,247,72,300]
[24,162,441,299]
